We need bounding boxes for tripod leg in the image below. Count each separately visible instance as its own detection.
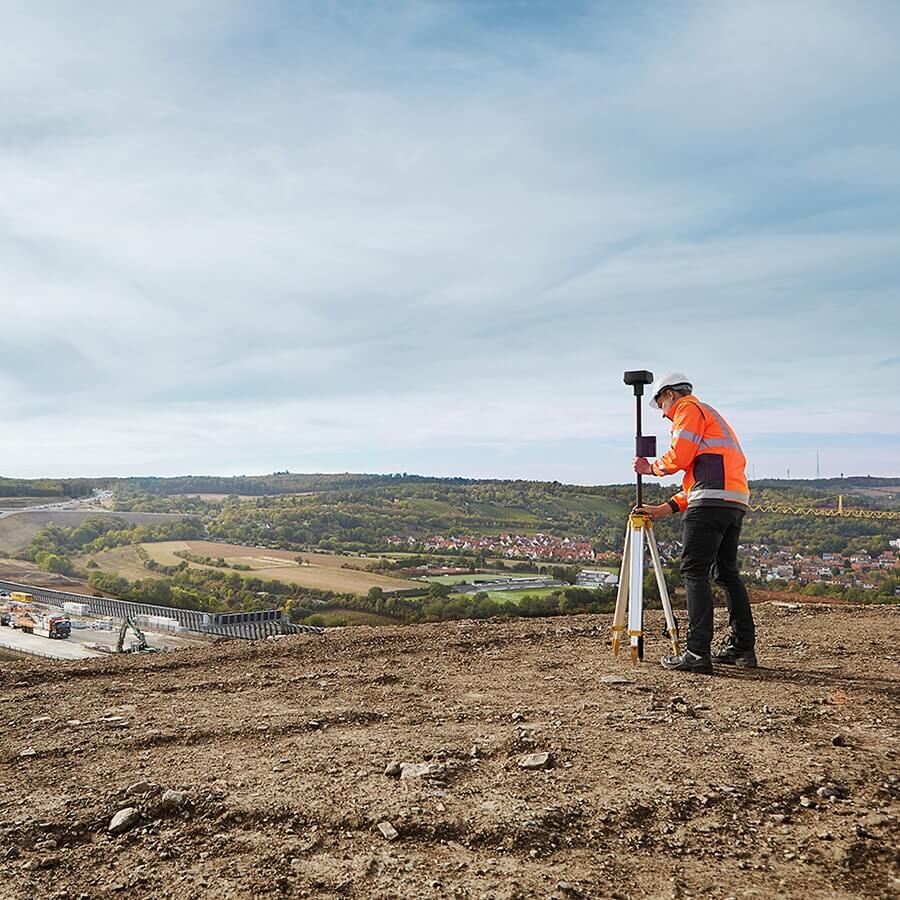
[628,523,645,665]
[611,523,631,657]
[646,524,681,656]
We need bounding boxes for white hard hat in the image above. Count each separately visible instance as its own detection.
[649,372,692,409]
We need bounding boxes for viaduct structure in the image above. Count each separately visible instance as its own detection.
[0,580,321,640]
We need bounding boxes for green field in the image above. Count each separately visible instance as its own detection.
[406,498,460,515]
[479,586,564,604]
[422,573,541,585]
[558,494,625,517]
[466,501,541,523]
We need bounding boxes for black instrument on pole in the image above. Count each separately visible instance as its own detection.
[611,370,682,665]
[622,370,657,661]
[623,371,657,507]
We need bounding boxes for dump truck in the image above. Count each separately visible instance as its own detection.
[13,609,71,639]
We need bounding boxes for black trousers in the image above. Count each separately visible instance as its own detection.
[680,505,755,655]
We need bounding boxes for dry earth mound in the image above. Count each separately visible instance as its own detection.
[1,603,898,899]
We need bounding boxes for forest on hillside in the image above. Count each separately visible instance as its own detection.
[107,475,896,556]
[1,473,896,557]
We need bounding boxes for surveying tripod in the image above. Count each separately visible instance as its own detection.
[611,371,681,665]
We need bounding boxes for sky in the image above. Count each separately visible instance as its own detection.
[1,0,898,486]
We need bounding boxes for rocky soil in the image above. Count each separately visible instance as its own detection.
[1,601,898,899]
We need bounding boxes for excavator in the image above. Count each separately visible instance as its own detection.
[115,616,157,653]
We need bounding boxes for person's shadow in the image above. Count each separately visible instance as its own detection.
[713,664,898,695]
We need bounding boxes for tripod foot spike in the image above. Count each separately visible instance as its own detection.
[630,646,638,666]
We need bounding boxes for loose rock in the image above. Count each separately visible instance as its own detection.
[108,807,140,835]
[400,762,443,780]
[377,821,399,841]
[126,780,154,796]
[518,752,552,770]
[161,790,187,811]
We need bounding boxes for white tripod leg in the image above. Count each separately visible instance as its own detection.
[628,521,645,665]
[646,524,681,656]
[611,522,631,657]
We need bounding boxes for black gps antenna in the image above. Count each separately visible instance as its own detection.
[623,371,657,508]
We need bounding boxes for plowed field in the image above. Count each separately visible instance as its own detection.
[139,541,421,593]
[1,602,898,899]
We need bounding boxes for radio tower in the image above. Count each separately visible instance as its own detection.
[816,453,820,479]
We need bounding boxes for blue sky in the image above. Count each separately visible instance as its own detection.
[1,1,898,484]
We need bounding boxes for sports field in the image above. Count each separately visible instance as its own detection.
[420,573,540,585]
[479,586,563,604]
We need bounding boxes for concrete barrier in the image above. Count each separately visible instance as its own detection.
[0,579,292,641]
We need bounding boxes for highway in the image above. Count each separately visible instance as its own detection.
[0,489,114,519]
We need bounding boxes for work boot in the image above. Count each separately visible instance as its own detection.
[713,638,758,668]
[660,649,713,674]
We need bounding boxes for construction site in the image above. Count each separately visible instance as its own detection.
[1,599,898,899]
[0,582,311,663]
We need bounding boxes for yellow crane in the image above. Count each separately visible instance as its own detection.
[749,494,900,521]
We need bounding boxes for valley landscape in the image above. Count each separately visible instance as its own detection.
[0,474,898,897]
[3,6,900,897]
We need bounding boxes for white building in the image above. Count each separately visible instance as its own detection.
[576,569,619,587]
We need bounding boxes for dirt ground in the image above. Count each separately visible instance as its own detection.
[0,558,93,592]
[1,601,898,900]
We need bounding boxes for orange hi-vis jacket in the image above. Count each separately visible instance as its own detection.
[650,395,750,513]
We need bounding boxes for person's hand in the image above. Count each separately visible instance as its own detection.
[632,503,671,520]
[633,457,653,475]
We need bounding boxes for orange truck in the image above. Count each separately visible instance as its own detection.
[13,607,72,639]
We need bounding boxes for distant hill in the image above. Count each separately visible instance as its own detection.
[2,473,897,556]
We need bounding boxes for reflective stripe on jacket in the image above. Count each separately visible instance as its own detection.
[650,395,749,512]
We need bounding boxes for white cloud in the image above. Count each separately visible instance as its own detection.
[0,1,897,479]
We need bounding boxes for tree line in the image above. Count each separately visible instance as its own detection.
[22,516,205,575]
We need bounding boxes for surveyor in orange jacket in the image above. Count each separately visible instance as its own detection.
[633,373,756,674]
